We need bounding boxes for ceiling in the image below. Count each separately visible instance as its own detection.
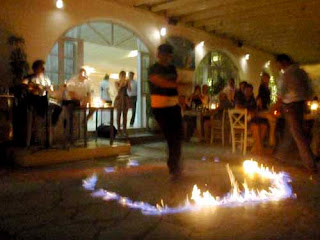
[117,0,320,64]
[65,21,148,52]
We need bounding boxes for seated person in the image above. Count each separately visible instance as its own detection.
[256,72,271,111]
[22,60,62,145]
[236,84,268,154]
[179,95,195,141]
[219,92,233,111]
[222,78,236,103]
[66,68,91,106]
[234,81,247,106]
[190,85,203,108]
[201,84,210,107]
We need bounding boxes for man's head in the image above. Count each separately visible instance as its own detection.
[178,95,186,105]
[103,73,109,81]
[194,85,201,94]
[228,78,235,88]
[261,72,270,85]
[79,68,87,81]
[239,81,247,93]
[275,54,294,71]
[32,60,45,75]
[244,84,254,98]
[119,70,126,80]
[202,85,209,95]
[157,44,173,66]
[129,72,134,80]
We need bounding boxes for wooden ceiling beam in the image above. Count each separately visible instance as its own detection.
[193,0,299,27]
[151,0,197,12]
[134,0,167,7]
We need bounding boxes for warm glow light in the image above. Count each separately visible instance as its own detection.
[273,110,278,116]
[56,0,64,9]
[83,160,295,215]
[92,97,103,108]
[212,56,219,62]
[82,66,96,76]
[245,54,250,61]
[128,50,138,58]
[310,101,319,111]
[210,103,217,110]
[160,27,167,37]
[265,60,271,68]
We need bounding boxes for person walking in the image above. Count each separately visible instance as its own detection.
[149,44,183,178]
[273,54,317,174]
[127,72,137,127]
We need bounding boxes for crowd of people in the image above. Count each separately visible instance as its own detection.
[12,43,318,178]
[150,44,318,179]
[177,73,272,155]
[16,61,139,146]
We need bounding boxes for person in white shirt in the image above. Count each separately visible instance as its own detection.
[67,68,94,121]
[100,74,112,105]
[67,68,91,107]
[222,78,235,103]
[127,72,137,127]
[273,54,316,174]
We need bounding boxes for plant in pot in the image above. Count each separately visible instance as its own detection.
[8,35,29,86]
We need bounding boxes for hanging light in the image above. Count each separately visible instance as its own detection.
[160,27,167,37]
[198,41,205,47]
[56,0,64,9]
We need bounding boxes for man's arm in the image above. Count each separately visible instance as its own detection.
[149,74,177,88]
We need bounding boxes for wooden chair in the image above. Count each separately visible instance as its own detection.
[210,109,229,146]
[228,108,251,155]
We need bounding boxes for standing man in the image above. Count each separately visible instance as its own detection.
[127,72,137,127]
[149,44,183,178]
[100,73,112,105]
[274,54,317,173]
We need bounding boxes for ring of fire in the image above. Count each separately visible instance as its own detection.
[82,160,296,215]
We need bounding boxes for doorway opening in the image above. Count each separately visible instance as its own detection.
[46,21,151,130]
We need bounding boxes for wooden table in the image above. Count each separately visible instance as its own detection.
[184,109,217,141]
[69,106,114,147]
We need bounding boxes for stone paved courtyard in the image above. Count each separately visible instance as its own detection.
[0,142,320,240]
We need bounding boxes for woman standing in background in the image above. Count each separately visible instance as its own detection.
[115,71,130,136]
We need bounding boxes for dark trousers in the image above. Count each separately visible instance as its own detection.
[153,105,183,174]
[277,101,316,170]
[130,96,137,126]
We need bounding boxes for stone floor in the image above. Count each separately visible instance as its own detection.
[0,142,320,240]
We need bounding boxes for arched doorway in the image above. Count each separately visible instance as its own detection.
[195,51,239,96]
[46,21,151,129]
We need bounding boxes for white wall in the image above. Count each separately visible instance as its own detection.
[0,0,273,92]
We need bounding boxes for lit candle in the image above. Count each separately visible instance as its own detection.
[310,102,319,111]
[210,103,217,110]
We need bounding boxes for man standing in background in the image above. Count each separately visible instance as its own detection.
[100,73,112,105]
[127,72,137,127]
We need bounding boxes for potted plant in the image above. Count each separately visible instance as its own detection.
[8,35,29,86]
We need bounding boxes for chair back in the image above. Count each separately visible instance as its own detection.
[228,108,247,131]
[228,108,248,154]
